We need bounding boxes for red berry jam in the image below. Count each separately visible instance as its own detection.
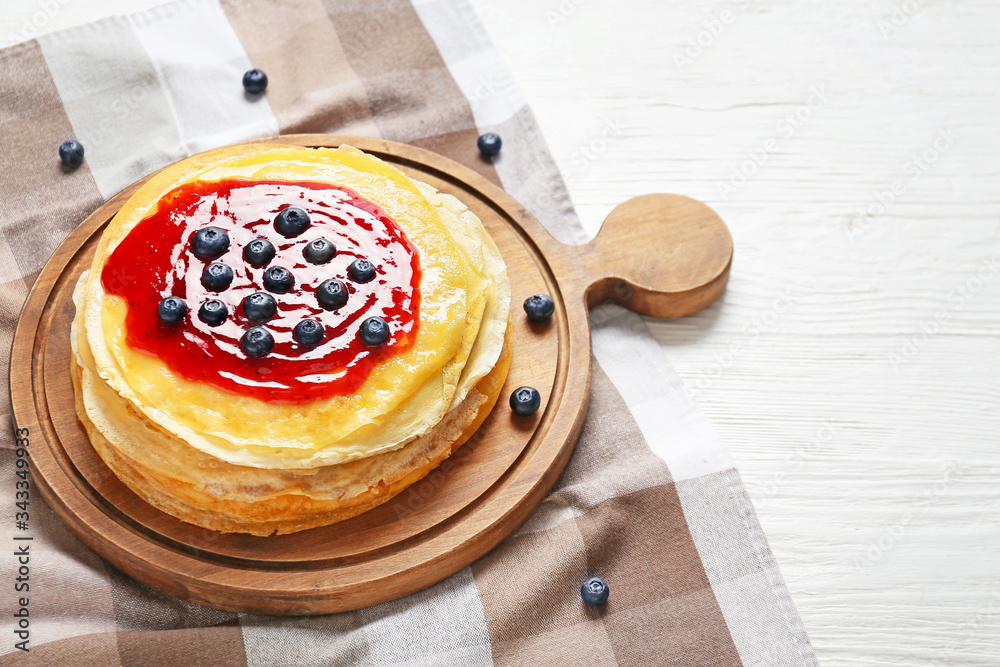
[101,178,420,403]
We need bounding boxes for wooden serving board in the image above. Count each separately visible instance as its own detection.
[8,135,732,615]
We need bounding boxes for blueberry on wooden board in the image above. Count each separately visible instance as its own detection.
[198,299,229,326]
[316,279,349,310]
[242,292,277,321]
[580,577,609,606]
[241,326,274,357]
[359,317,389,345]
[191,227,230,260]
[242,68,268,95]
[243,238,276,267]
[59,140,84,168]
[294,318,324,346]
[477,132,502,158]
[509,387,541,416]
[523,294,555,322]
[157,297,187,324]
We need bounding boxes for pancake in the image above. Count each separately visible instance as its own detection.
[71,144,511,535]
[86,145,505,467]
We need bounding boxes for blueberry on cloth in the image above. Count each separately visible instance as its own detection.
[274,207,310,237]
[242,292,277,321]
[509,386,541,416]
[191,226,230,260]
[263,266,295,294]
[477,133,502,158]
[198,299,229,326]
[243,238,276,267]
[294,318,324,346]
[523,294,555,322]
[347,258,376,283]
[59,140,84,168]
[242,68,268,95]
[201,262,234,291]
[241,326,274,357]
[316,279,349,310]
[581,577,609,606]
[359,316,389,345]
[303,237,336,264]
[157,297,187,324]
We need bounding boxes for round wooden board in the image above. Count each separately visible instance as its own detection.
[9,135,733,615]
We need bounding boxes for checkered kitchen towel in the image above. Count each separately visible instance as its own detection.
[0,0,816,664]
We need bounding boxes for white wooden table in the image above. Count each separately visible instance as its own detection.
[3,1,998,664]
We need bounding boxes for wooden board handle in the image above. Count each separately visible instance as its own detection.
[562,194,733,318]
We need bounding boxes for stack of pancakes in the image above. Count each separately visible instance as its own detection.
[71,144,511,536]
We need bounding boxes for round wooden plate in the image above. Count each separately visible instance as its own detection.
[9,135,732,615]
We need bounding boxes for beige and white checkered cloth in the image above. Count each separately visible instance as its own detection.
[0,0,816,664]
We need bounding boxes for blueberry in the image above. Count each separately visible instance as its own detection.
[241,326,274,357]
[348,258,376,283]
[198,299,229,326]
[303,237,336,264]
[316,278,349,310]
[477,132,502,158]
[242,291,277,321]
[523,294,555,322]
[274,207,310,237]
[580,577,609,606]
[509,386,541,416]
[263,266,295,294]
[201,262,234,291]
[242,68,268,95]
[243,238,276,267]
[157,296,187,324]
[293,318,324,346]
[359,316,390,345]
[59,140,85,168]
[191,226,230,260]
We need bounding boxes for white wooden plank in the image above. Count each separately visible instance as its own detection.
[468,0,1000,664]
